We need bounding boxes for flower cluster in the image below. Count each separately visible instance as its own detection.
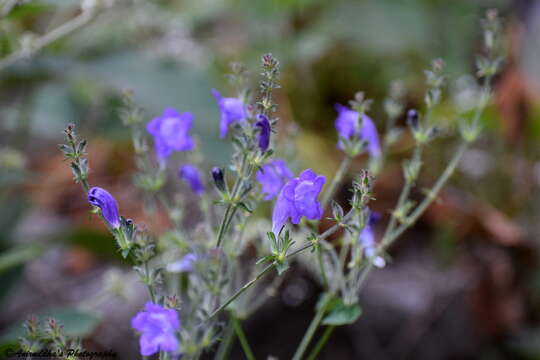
[57,13,503,356]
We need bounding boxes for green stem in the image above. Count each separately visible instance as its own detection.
[208,263,274,319]
[317,247,328,289]
[232,315,255,360]
[306,326,335,360]
[216,156,247,248]
[216,204,232,247]
[385,142,467,247]
[208,209,356,320]
[320,155,352,210]
[144,261,157,303]
[292,301,330,360]
[381,145,423,241]
[355,141,469,293]
[215,320,235,360]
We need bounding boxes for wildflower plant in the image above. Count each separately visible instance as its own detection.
[57,10,504,360]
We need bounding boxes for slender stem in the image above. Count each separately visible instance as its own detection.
[385,142,467,247]
[215,320,235,360]
[382,145,423,241]
[216,156,246,247]
[306,326,335,360]
[231,315,255,360]
[208,209,356,320]
[355,141,469,293]
[145,261,156,303]
[320,155,352,210]
[317,247,328,289]
[292,301,330,360]
[208,263,274,319]
[215,204,232,247]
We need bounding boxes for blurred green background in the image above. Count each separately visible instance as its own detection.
[2,0,540,359]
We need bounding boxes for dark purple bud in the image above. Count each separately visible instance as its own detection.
[368,211,380,226]
[88,187,120,229]
[406,109,419,130]
[255,114,271,152]
[211,167,226,192]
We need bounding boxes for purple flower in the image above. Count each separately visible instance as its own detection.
[255,114,271,152]
[167,253,200,273]
[178,164,204,195]
[256,159,293,200]
[358,212,385,268]
[88,187,120,229]
[272,169,326,234]
[131,302,180,356]
[146,108,194,161]
[335,104,381,157]
[212,89,247,138]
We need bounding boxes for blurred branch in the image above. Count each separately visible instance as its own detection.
[1,0,18,16]
[0,6,98,72]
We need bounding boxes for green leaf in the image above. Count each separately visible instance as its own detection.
[322,300,362,326]
[315,292,338,312]
[255,255,274,265]
[237,202,252,214]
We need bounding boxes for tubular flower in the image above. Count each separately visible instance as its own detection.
[272,169,325,234]
[167,253,200,273]
[255,114,271,152]
[178,164,204,195]
[131,302,180,356]
[358,212,385,268]
[88,187,120,229]
[335,104,381,157]
[212,89,248,138]
[256,159,293,200]
[146,108,194,161]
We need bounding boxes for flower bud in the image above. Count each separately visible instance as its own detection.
[406,109,419,130]
[255,114,271,152]
[211,167,226,192]
[88,187,120,229]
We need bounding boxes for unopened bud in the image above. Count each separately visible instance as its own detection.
[211,167,226,192]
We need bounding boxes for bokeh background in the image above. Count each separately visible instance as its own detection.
[2,0,540,359]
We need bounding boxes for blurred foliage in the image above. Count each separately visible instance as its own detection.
[4,1,540,359]
[0,308,100,349]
